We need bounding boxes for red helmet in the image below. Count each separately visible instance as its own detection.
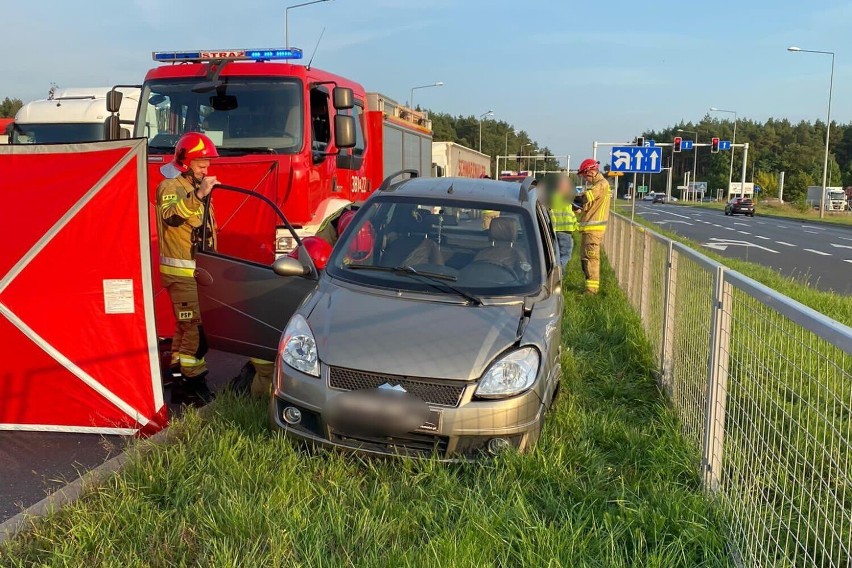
[578,159,599,175]
[337,211,375,262]
[287,236,332,270]
[161,132,220,177]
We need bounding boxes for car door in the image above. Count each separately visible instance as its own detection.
[194,184,319,362]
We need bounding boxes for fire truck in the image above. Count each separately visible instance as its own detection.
[107,47,433,334]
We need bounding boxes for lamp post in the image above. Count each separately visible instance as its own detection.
[504,128,515,159]
[479,110,494,152]
[286,0,332,49]
[788,46,835,219]
[710,107,737,195]
[677,128,699,202]
[409,81,443,108]
[520,142,531,171]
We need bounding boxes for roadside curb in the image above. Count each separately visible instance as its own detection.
[0,404,215,547]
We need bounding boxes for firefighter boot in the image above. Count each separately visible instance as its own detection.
[183,372,215,407]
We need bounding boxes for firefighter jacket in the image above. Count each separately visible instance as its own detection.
[578,173,611,233]
[156,175,217,278]
[550,192,579,233]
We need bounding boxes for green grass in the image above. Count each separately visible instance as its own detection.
[673,200,852,227]
[0,255,730,567]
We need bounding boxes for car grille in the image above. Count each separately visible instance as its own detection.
[328,366,467,407]
[330,430,449,457]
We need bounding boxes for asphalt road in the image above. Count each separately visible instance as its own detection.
[625,203,852,295]
[0,349,244,524]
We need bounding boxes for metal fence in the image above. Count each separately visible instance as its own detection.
[604,212,852,567]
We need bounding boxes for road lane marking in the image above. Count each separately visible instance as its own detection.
[829,243,852,250]
[664,210,693,219]
[803,248,831,256]
[754,235,770,240]
[838,236,852,242]
[845,260,852,265]
[738,231,752,235]
[756,221,766,225]
[734,222,749,226]
[725,227,736,231]
[706,238,778,253]
[776,241,796,247]
[804,230,819,234]
[801,225,825,230]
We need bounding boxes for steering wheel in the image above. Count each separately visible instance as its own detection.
[461,261,518,284]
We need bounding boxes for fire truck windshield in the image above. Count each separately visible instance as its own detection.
[135,77,303,155]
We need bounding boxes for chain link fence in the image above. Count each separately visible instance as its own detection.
[604,212,852,567]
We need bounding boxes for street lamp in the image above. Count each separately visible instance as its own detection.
[286,0,333,49]
[520,142,531,171]
[677,128,699,201]
[478,110,494,152]
[710,107,737,195]
[409,81,443,108]
[504,128,515,158]
[788,46,835,219]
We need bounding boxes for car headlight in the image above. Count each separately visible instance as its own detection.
[280,314,320,377]
[475,347,540,399]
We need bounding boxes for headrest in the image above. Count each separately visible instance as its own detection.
[489,217,518,243]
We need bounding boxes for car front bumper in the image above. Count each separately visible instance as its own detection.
[269,363,546,460]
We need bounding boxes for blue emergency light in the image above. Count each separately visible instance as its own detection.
[152,48,303,62]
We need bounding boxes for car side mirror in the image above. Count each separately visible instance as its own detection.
[332,87,354,110]
[105,115,121,141]
[106,89,123,113]
[272,256,309,277]
[334,115,356,149]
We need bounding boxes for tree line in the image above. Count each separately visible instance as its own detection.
[1,97,23,118]
[426,110,561,175]
[641,116,852,203]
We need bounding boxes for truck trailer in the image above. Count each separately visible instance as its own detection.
[11,87,139,144]
[806,186,848,211]
[431,141,491,178]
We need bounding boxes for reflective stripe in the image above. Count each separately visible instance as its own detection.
[250,357,274,366]
[180,355,205,368]
[586,280,600,290]
[160,265,195,277]
[176,198,201,218]
[160,256,196,269]
[579,225,607,233]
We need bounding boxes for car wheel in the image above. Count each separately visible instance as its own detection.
[724,211,729,216]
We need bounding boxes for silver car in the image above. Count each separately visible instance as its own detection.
[193,175,564,459]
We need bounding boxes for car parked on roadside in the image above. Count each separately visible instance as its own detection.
[192,174,564,460]
[725,197,755,216]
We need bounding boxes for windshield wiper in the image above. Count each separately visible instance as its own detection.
[346,264,481,305]
[217,147,278,155]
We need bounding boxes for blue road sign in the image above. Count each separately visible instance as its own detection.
[719,140,732,151]
[610,146,663,173]
[645,139,655,146]
[682,140,694,151]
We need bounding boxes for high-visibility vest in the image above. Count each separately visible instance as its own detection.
[550,192,579,232]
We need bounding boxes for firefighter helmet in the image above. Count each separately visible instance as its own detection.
[287,236,332,270]
[578,159,599,175]
[338,211,375,262]
[161,132,220,178]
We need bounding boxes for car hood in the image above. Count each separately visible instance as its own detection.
[306,282,522,381]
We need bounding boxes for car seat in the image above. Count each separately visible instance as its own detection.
[381,211,442,267]
[471,217,526,276]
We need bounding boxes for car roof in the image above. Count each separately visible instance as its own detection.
[377,176,539,209]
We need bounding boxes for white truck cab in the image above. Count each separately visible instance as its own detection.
[11,87,140,144]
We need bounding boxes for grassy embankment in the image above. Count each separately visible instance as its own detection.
[0,253,731,567]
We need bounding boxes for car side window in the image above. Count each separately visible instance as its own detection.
[535,202,556,275]
[310,87,331,153]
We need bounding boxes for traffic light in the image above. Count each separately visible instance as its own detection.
[636,136,645,147]
[711,137,720,153]
[673,136,682,153]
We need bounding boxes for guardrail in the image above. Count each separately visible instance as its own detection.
[603,212,852,567]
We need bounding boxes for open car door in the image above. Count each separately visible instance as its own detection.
[193,184,319,361]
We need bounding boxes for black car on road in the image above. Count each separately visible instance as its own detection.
[725,197,755,217]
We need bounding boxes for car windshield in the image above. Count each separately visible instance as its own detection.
[135,77,303,155]
[326,197,542,297]
[10,122,105,144]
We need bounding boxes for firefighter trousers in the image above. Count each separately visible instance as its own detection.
[162,274,208,378]
[580,231,605,293]
[250,358,276,398]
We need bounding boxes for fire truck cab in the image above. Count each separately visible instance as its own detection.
[109,47,432,336]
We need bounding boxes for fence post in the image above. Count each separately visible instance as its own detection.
[626,222,636,301]
[640,230,651,326]
[659,242,677,390]
[701,266,733,492]
[618,218,628,284]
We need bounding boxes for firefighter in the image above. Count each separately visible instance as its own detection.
[575,159,611,294]
[156,132,219,404]
[546,173,579,269]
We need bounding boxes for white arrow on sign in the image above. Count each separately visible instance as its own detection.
[649,149,660,171]
[830,243,852,250]
[705,238,778,254]
[634,151,643,169]
[613,150,630,169]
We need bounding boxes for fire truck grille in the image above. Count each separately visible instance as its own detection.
[328,367,466,408]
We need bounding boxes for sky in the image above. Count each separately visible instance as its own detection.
[3,0,851,166]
